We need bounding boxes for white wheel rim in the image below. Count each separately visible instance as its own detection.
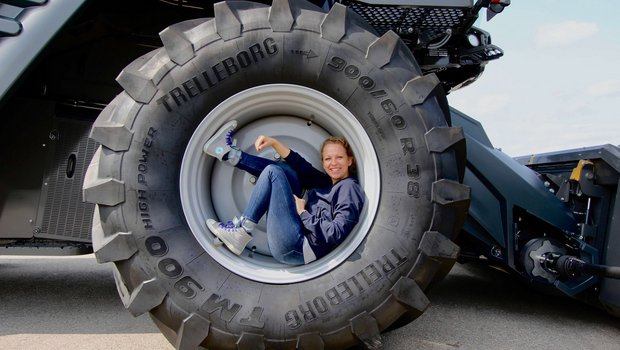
[180,84,380,284]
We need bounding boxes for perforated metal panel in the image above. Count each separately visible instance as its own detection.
[36,118,97,242]
[344,0,467,35]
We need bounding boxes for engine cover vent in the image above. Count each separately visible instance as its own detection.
[343,1,468,36]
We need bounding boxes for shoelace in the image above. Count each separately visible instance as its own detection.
[218,221,237,229]
[225,130,235,146]
[217,216,241,230]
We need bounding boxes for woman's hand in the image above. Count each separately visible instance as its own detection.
[294,195,306,215]
[254,135,291,157]
[254,135,275,151]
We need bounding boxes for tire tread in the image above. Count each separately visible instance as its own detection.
[83,148,125,206]
[419,231,460,260]
[320,3,347,43]
[425,126,465,153]
[89,92,139,151]
[112,265,167,317]
[116,48,174,103]
[350,312,383,350]
[366,30,400,68]
[160,19,209,65]
[214,2,242,41]
[92,205,137,263]
[236,332,265,350]
[401,73,441,106]
[269,0,295,32]
[175,313,211,350]
[431,179,471,207]
[297,333,325,350]
[390,276,430,313]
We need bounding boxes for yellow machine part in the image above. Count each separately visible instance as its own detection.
[570,160,594,181]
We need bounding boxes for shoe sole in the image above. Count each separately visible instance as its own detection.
[203,120,238,160]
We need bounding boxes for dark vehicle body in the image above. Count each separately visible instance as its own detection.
[453,109,620,316]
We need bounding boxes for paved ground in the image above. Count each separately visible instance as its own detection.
[0,254,618,349]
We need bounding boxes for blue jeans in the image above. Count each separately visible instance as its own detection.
[237,153,305,265]
[235,152,302,197]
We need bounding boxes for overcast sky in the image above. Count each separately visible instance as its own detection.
[448,1,620,156]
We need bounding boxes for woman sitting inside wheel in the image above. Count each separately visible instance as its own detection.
[203,120,365,265]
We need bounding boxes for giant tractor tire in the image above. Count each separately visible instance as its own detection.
[83,0,470,349]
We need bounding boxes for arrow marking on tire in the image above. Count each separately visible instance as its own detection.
[291,49,318,59]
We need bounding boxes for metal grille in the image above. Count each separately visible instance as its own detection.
[345,1,466,35]
[37,119,98,242]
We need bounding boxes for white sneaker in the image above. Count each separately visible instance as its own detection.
[203,120,237,161]
[206,218,252,255]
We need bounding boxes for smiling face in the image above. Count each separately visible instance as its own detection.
[322,142,353,184]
